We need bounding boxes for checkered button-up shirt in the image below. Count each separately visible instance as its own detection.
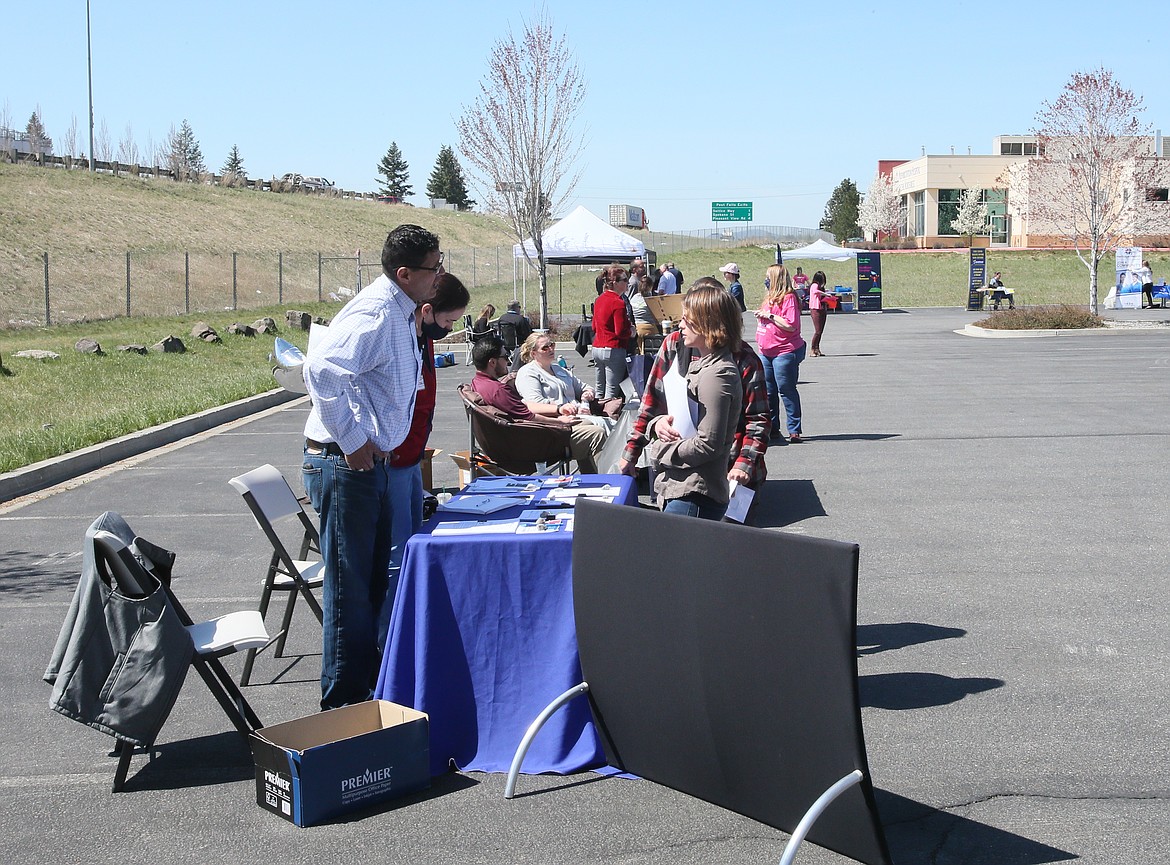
[621,331,769,487]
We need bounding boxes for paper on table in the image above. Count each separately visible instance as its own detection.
[662,363,697,439]
[516,510,575,533]
[432,519,519,535]
[545,486,618,502]
[437,495,529,515]
[464,477,541,494]
[723,481,754,524]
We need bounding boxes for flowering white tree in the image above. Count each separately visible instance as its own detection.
[858,172,906,241]
[457,11,586,328]
[951,189,988,245]
[1029,68,1170,313]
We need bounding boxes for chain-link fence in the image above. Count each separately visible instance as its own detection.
[2,226,829,328]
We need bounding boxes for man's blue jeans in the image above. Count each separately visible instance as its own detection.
[762,345,806,436]
[302,451,393,710]
[377,461,424,652]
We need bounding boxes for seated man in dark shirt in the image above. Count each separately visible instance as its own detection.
[470,337,604,473]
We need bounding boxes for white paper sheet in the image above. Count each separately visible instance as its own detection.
[437,495,529,515]
[723,481,755,524]
[662,363,697,439]
[432,519,519,535]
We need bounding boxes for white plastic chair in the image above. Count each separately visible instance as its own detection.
[228,464,325,685]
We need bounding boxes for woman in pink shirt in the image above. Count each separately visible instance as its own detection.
[807,270,830,357]
[754,264,806,443]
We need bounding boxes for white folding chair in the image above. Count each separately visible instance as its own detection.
[228,464,325,685]
[91,530,270,791]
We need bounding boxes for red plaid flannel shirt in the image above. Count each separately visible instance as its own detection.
[621,331,769,487]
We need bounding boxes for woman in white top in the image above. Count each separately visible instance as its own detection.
[514,334,615,435]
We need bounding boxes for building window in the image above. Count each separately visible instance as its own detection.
[911,191,925,236]
[1000,142,1023,155]
[937,189,961,235]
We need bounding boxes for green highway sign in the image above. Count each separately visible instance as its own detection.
[711,201,753,222]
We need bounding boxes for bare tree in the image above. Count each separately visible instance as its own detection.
[62,114,79,161]
[858,172,906,242]
[951,189,989,246]
[456,11,587,327]
[95,117,112,162]
[1024,67,1170,314]
[117,122,139,165]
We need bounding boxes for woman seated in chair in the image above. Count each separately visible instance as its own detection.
[515,334,616,434]
[471,303,496,338]
[630,276,662,353]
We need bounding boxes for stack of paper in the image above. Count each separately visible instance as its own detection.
[437,494,530,515]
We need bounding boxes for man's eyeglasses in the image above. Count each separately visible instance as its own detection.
[409,251,445,272]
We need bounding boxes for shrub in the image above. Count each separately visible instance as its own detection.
[975,304,1106,330]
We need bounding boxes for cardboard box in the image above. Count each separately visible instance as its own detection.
[421,448,440,492]
[250,701,429,827]
[449,450,506,488]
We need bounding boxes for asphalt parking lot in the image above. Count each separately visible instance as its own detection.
[2,306,1167,864]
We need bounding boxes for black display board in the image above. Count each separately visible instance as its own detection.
[967,247,987,311]
[572,501,892,865]
[856,252,883,312]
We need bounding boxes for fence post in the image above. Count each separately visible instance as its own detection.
[317,252,323,302]
[278,252,283,304]
[232,252,238,310]
[185,252,190,313]
[125,251,131,317]
[44,252,51,326]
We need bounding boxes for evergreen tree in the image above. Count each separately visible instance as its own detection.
[426,145,475,210]
[25,110,50,154]
[168,119,205,176]
[376,141,412,198]
[819,178,862,243]
[221,144,246,177]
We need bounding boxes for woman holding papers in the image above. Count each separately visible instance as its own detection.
[755,265,806,443]
[644,285,743,520]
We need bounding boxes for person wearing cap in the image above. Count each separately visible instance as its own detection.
[720,263,746,311]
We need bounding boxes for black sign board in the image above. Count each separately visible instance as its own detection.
[967,248,987,311]
[856,252,882,312]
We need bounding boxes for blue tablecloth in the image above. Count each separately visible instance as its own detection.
[374,474,638,776]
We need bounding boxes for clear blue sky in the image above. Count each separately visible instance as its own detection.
[4,0,1168,231]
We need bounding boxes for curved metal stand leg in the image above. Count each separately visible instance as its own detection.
[777,769,864,865]
[503,682,590,799]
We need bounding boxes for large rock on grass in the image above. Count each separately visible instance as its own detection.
[251,317,278,334]
[191,321,220,342]
[286,310,312,331]
[13,349,60,361]
[151,336,186,353]
[75,338,103,355]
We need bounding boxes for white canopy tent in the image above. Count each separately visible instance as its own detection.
[781,239,859,261]
[513,206,646,315]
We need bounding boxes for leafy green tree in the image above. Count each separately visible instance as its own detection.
[426,145,475,210]
[820,178,862,242]
[376,141,412,198]
[221,144,246,177]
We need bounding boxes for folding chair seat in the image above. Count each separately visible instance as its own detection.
[87,527,270,792]
[456,383,572,480]
[228,464,325,686]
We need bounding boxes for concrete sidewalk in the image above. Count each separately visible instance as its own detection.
[2,307,1168,864]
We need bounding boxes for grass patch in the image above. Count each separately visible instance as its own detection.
[974,304,1106,330]
[0,304,335,473]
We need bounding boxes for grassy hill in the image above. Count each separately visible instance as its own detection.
[0,162,518,326]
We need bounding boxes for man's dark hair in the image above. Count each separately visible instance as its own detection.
[429,273,471,313]
[472,335,507,371]
[381,224,440,275]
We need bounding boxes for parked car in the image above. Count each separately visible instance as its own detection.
[301,176,334,191]
[376,194,402,204]
[280,172,304,187]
